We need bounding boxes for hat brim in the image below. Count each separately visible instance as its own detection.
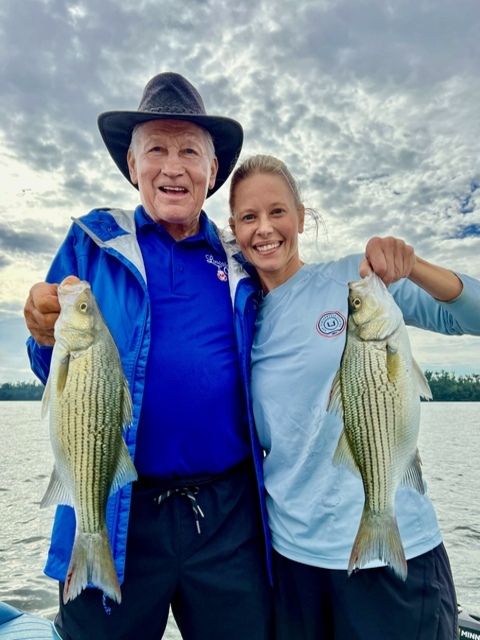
[97,111,243,198]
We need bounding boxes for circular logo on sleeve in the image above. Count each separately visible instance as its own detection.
[316,311,346,338]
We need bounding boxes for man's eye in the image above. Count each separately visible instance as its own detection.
[272,208,284,215]
[241,214,255,222]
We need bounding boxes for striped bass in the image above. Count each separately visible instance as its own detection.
[327,272,432,580]
[40,280,137,604]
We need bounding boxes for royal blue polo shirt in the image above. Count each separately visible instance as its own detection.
[133,205,250,479]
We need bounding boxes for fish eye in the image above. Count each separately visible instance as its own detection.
[79,302,88,313]
[351,297,362,309]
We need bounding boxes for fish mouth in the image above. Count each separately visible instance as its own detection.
[58,281,90,306]
[254,241,282,253]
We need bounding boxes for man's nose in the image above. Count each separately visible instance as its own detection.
[162,152,184,176]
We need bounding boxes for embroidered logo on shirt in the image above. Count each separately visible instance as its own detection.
[205,254,228,281]
[316,311,346,338]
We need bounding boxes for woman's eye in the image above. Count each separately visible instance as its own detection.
[241,214,255,222]
[272,208,284,215]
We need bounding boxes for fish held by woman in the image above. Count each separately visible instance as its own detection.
[327,272,432,580]
[40,280,137,604]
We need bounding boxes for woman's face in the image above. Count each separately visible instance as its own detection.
[230,172,305,291]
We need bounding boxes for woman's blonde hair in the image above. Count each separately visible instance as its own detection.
[229,154,303,213]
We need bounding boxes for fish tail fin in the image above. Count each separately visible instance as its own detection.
[63,530,121,604]
[348,507,407,581]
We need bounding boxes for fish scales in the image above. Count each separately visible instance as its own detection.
[328,272,431,580]
[41,280,137,604]
[343,348,401,512]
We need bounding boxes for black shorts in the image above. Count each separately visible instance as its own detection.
[272,543,458,640]
[54,460,272,640]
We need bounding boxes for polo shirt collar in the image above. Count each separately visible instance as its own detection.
[134,205,222,252]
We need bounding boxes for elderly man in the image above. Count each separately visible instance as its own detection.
[24,73,272,640]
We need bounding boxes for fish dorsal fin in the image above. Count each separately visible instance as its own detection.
[400,448,425,495]
[40,465,74,508]
[122,378,133,429]
[332,430,361,477]
[327,369,344,417]
[413,359,433,400]
[110,441,138,496]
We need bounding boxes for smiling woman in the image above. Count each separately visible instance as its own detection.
[227,153,480,640]
[229,154,308,292]
[229,171,305,291]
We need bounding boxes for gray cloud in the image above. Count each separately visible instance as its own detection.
[0,221,60,257]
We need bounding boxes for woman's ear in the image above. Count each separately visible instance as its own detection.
[209,157,219,189]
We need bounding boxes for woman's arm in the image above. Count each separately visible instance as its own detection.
[359,236,463,302]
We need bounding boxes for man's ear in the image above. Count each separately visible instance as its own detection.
[228,216,236,235]
[209,157,219,189]
[127,149,138,185]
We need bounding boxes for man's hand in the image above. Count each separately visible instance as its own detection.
[24,276,81,345]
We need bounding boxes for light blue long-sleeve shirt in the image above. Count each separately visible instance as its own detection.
[250,256,480,569]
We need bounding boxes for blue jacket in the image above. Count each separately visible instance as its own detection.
[27,207,272,585]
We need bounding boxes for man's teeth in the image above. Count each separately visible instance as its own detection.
[161,186,186,192]
[256,242,280,252]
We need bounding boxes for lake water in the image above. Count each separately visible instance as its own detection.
[0,401,479,635]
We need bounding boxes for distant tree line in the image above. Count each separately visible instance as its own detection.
[0,381,44,401]
[0,372,479,401]
[424,371,480,402]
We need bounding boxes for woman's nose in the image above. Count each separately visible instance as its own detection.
[256,215,273,235]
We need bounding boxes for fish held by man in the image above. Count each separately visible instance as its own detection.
[40,279,137,604]
[327,272,432,580]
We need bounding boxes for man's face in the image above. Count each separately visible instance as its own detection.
[127,119,218,240]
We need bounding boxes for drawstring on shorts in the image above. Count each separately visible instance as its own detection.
[155,486,205,534]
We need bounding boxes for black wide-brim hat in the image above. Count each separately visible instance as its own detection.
[97,72,243,198]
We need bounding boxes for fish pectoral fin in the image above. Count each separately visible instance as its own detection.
[40,465,74,508]
[56,354,70,395]
[42,351,70,417]
[332,430,361,477]
[386,345,400,384]
[400,449,425,495]
[110,442,138,496]
[327,370,344,417]
[413,358,433,400]
[386,341,398,356]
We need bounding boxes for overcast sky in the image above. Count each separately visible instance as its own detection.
[0,0,479,383]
